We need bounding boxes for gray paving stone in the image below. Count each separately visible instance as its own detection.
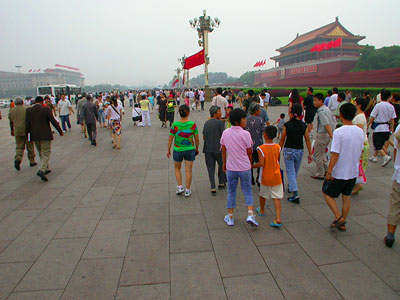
[133,204,169,234]
[351,213,388,240]
[171,251,226,300]
[58,178,96,199]
[0,240,10,253]
[122,164,147,178]
[116,284,170,300]
[120,233,169,285]
[320,260,400,300]
[0,262,32,300]
[285,220,356,265]
[302,203,368,236]
[15,238,88,291]
[170,214,212,253]
[93,171,122,187]
[0,199,25,222]
[7,290,63,300]
[0,221,63,263]
[115,177,143,195]
[258,243,341,300]
[244,214,295,246]
[61,258,123,300]
[0,209,41,241]
[78,186,114,207]
[34,196,82,223]
[278,200,313,223]
[170,192,202,215]
[210,227,268,277]
[18,187,64,210]
[201,198,231,230]
[144,169,169,184]
[102,194,139,220]
[338,233,400,290]
[83,218,133,259]
[139,183,170,204]
[223,273,285,300]
[55,206,105,238]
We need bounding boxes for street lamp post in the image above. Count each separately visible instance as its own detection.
[178,55,188,88]
[15,65,23,97]
[175,67,182,89]
[189,10,220,101]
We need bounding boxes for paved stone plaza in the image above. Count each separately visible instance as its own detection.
[0,104,400,300]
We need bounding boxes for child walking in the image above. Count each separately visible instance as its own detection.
[273,113,286,139]
[221,108,258,227]
[167,105,199,197]
[253,126,284,227]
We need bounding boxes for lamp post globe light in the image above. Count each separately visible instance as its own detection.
[175,67,182,89]
[178,55,189,88]
[189,10,220,101]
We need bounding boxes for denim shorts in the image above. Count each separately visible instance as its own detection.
[173,150,196,162]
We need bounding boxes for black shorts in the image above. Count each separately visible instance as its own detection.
[322,178,356,198]
[167,111,174,123]
[372,132,391,150]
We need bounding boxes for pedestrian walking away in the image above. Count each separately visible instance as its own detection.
[25,96,63,181]
[8,97,37,170]
[167,104,199,197]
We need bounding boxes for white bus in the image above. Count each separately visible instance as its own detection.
[37,84,82,100]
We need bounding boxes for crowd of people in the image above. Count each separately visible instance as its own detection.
[6,85,400,248]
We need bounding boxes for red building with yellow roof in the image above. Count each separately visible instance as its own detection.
[254,17,400,88]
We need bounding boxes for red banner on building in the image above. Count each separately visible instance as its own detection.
[289,65,317,75]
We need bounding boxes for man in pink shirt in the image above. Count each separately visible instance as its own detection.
[221,108,258,227]
[212,87,229,118]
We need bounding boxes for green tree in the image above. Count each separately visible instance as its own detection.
[354,45,400,71]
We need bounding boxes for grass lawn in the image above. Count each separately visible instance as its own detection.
[276,96,289,105]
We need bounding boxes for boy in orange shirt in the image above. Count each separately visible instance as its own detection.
[253,125,283,227]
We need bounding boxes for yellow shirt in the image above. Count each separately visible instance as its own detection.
[140,100,150,111]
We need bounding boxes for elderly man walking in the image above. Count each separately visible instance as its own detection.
[8,98,37,170]
[26,96,63,181]
[81,95,99,146]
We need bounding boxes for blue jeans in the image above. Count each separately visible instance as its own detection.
[226,170,253,208]
[98,110,105,123]
[60,115,71,131]
[283,148,304,193]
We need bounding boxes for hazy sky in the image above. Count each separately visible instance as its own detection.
[1,0,399,86]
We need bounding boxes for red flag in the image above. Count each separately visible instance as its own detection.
[183,49,205,70]
[319,42,327,52]
[28,69,32,72]
[253,62,257,68]
[37,69,41,72]
[332,37,342,48]
[325,40,334,50]
[172,78,179,87]
[310,44,320,52]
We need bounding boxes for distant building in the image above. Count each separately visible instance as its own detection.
[253,17,395,87]
[0,68,84,90]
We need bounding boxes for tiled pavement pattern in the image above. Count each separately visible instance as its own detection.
[0,103,400,300]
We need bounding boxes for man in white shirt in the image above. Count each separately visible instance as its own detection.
[385,125,400,247]
[188,89,195,110]
[128,91,134,107]
[323,103,364,231]
[263,89,271,110]
[368,89,396,167]
[211,87,228,118]
[328,87,339,128]
[57,94,72,132]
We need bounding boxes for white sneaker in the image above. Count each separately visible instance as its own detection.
[246,215,259,227]
[176,186,184,195]
[382,155,392,167]
[369,156,377,163]
[224,215,234,226]
[184,189,192,197]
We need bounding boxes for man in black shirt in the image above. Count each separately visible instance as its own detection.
[304,86,317,131]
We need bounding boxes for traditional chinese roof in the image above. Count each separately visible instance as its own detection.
[276,17,365,53]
